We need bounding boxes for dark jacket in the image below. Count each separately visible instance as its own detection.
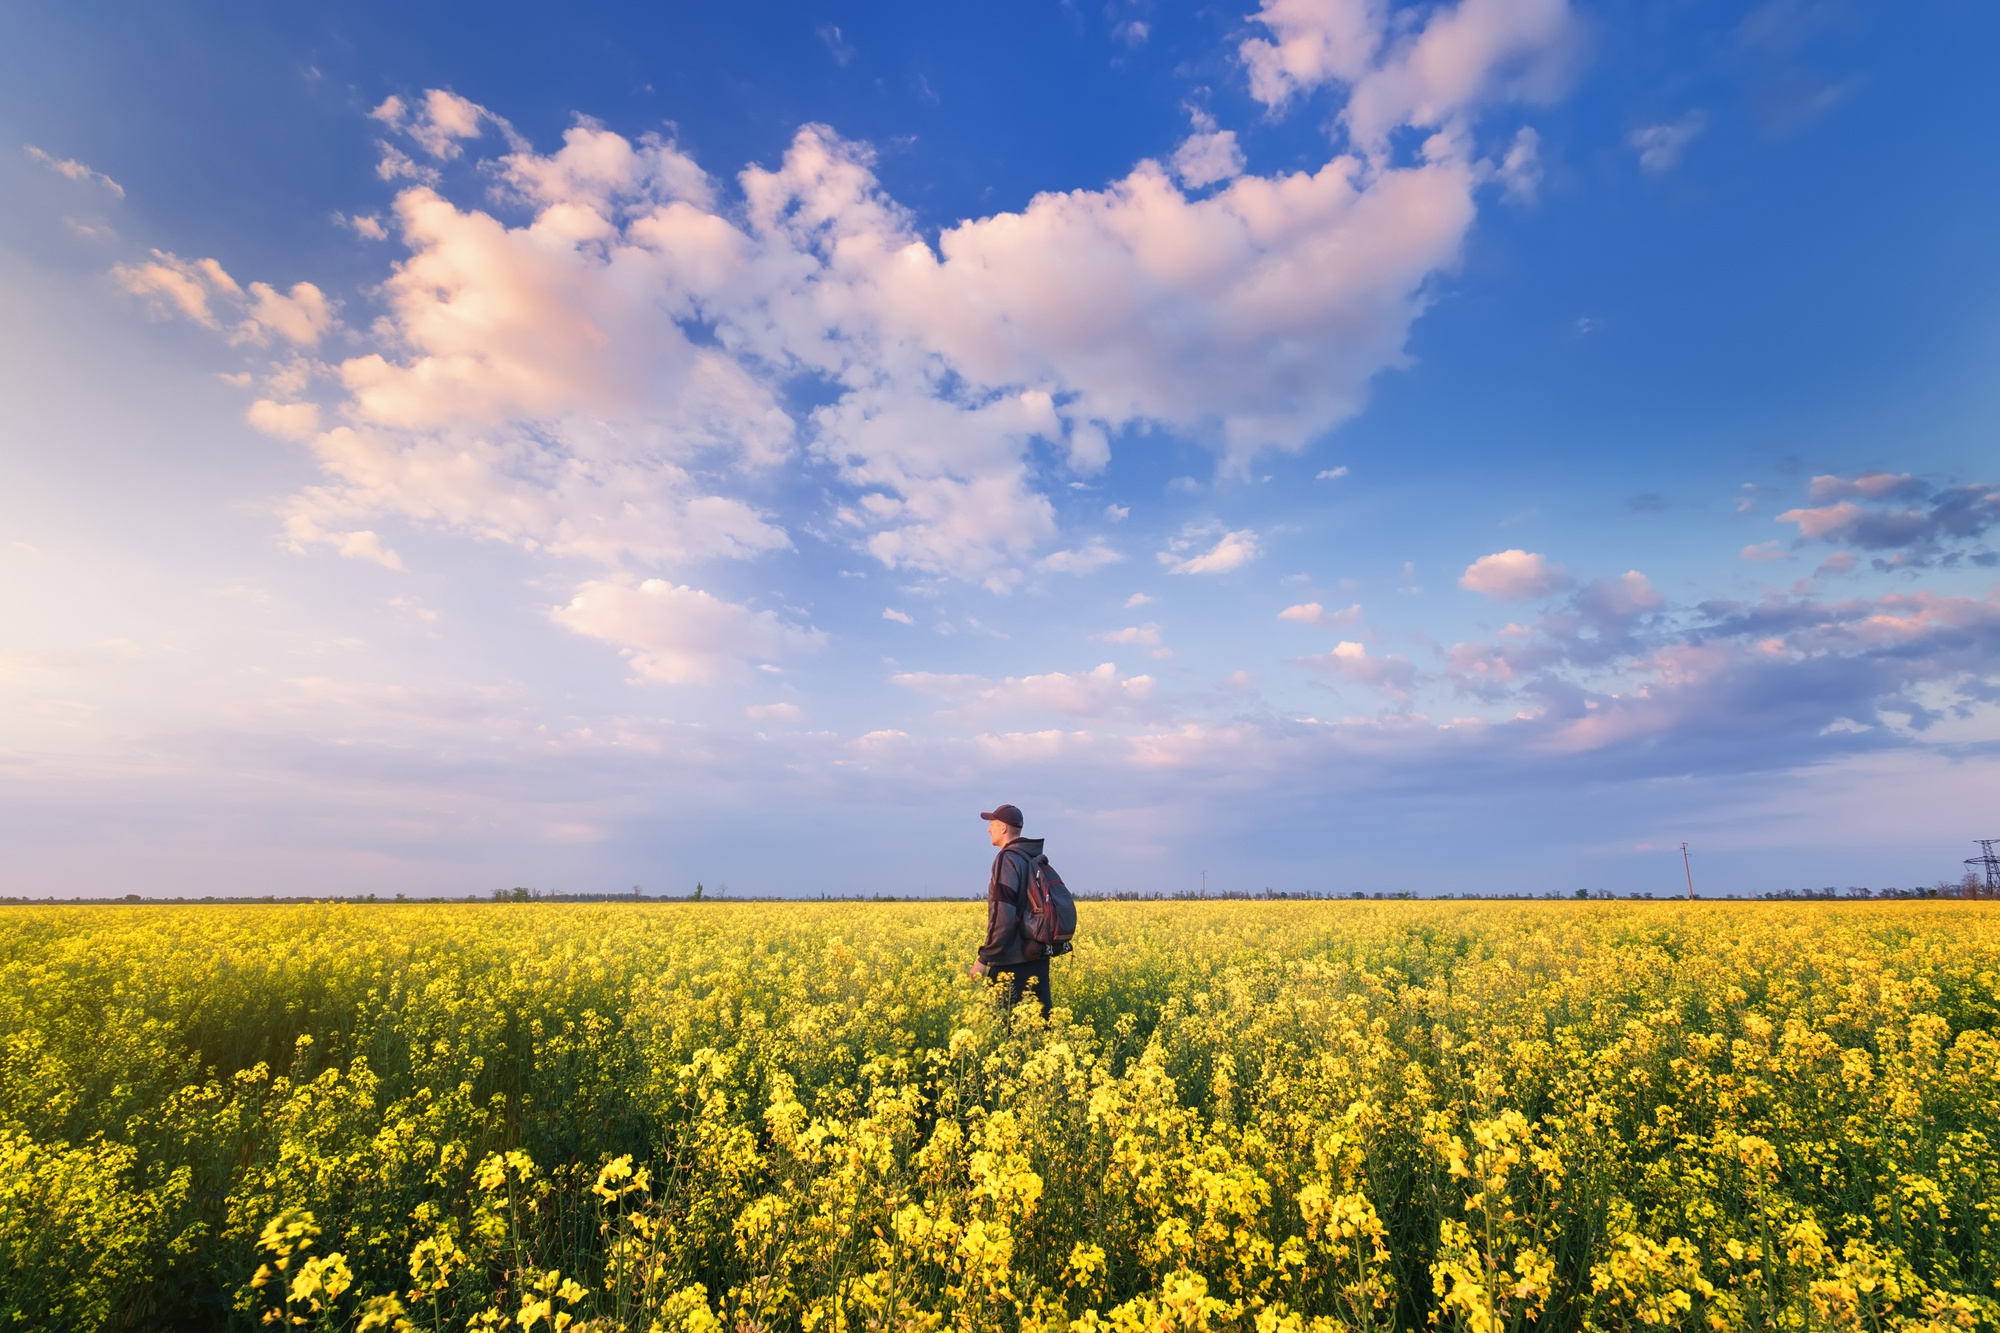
[978,837,1043,968]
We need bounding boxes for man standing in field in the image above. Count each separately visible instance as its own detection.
[971,802,1054,1017]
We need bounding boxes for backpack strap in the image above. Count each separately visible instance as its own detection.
[994,844,1035,904]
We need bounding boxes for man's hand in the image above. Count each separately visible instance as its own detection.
[969,960,986,978]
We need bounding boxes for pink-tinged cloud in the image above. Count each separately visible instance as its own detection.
[1296,640,1417,698]
[1805,471,1926,502]
[1777,474,1999,563]
[1166,529,1261,575]
[551,578,823,684]
[892,662,1155,719]
[1241,0,1578,150]
[1278,600,1362,628]
[24,145,124,196]
[114,249,334,347]
[1459,549,1570,601]
[113,43,1561,592]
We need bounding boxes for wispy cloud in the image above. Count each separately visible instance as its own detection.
[1628,112,1707,173]
[24,145,124,196]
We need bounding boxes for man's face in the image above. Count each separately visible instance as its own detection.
[988,819,1018,847]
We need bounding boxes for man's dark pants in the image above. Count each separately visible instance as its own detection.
[987,959,1051,1017]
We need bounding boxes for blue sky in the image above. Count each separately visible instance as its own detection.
[3,0,1997,899]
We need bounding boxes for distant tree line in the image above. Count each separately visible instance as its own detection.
[6,872,1995,905]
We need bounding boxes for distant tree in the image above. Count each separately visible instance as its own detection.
[694,882,704,902]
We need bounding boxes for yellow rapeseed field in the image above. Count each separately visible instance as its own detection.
[0,901,1996,1332]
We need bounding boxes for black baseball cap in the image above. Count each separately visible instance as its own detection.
[980,803,1024,827]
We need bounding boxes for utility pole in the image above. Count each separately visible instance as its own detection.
[1201,869,1207,899]
[1682,843,1695,901]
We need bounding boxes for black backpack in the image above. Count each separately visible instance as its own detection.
[1010,847,1077,958]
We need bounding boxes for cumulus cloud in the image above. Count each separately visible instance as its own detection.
[1240,0,1578,151]
[247,399,322,441]
[1459,548,1570,600]
[1096,624,1161,645]
[1778,473,2000,569]
[339,212,389,240]
[113,250,334,346]
[882,608,914,624]
[370,90,513,160]
[25,145,124,196]
[118,50,1572,595]
[1164,529,1261,575]
[551,578,824,684]
[1171,130,1246,189]
[1420,546,2000,773]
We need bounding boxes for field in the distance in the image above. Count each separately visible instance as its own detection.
[1,902,1995,1332]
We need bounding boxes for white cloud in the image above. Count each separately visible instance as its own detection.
[1460,549,1570,601]
[1165,529,1261,575]
[25,145,124,197]
[247,399,321,441]
[279,513,405,570]
[1039,538,1125,575]
[1096,624,1161,645]
[113,251,233,327]
[371,89,508,160]
[551,578,824,684]
[1125,592,1156,608]
[113,250,333,346]
[745,701,802,721]
[330,530,403,570]
[1628,112,1707,173]
[892,661,1155,719]
[339,212,389,240]
[1241,0,1578,151]
[816,24,856,65]
[113,61,1585,620]
[1171,130,1246,189]
[1297,639,1417,697]
[1740,541,1787,563]
[1279,600,1361,628]
[242,281,334,346]
[1316,465,1349,480]
[882,608,914,624]
[1496,126,1541,203]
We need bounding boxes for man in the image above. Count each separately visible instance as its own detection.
[970,802,1052,1017]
